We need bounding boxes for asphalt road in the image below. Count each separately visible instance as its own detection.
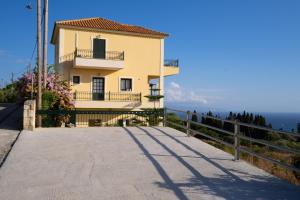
[0,104,22,166]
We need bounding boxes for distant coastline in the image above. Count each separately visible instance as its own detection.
[216,112,300,132]
[165,103,300,132]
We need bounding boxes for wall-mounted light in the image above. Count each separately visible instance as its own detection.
[25,2,32,10]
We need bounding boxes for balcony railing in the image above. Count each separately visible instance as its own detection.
[164,59,179,67]
[73,91,141,102]
[75,49,124,61]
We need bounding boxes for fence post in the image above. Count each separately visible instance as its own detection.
[74,91,77,100]
[186,111,191,136]
[234,120,240,161]
[140,92,142,102]
[23,100,36,131]
[69,110,76,127]
[74,110,77,127]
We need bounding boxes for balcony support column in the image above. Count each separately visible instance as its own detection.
[159,39,164,108]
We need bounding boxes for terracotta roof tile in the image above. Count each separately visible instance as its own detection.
[56,17,168,37]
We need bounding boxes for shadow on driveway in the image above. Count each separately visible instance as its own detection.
[123,126,300,200]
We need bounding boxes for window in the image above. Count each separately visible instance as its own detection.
[120,78,132,91]
[73,76,80,85]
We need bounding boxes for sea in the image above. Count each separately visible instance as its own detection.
[257,112,300,132]
[165,104,300,132]
[217,112,300,132]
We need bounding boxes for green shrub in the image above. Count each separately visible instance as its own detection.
[42,91,59,110]
[0,84,18,103]
[293,156,300,179]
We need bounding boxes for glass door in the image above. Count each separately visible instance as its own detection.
[92,77,105,100]
[93,38,106,59]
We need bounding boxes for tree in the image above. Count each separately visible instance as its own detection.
[0,83,18,103]
[191,110,198,122]
[297,123,300,133]
[191,110,199,130]
[201,111,222,129]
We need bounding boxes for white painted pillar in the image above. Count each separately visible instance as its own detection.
[159,39,165,108]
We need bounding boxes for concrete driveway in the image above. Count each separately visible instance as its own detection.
[0,127,299,200]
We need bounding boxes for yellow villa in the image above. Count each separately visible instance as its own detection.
[51,17,179,109]
[50,17,179,126]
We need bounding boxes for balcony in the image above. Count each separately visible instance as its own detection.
[73,49,125,70]
[164,59,180,76]
[164,59,179,67]
[73,91,142,109]
[74,91,141,102]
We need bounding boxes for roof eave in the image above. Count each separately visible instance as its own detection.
[54,24,169,39]
[50,22,58,44]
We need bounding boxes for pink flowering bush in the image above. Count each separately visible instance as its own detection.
[17,70,74,110]
[17,69,74,126]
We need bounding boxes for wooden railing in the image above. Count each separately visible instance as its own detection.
[164,108,300,174]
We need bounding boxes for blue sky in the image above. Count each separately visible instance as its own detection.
[0,0,299,112]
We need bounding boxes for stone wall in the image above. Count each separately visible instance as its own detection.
[23,100,36,131]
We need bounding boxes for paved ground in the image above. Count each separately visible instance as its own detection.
[0,127,299,200]
[0,103,18,121]
[0,104,22,165]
